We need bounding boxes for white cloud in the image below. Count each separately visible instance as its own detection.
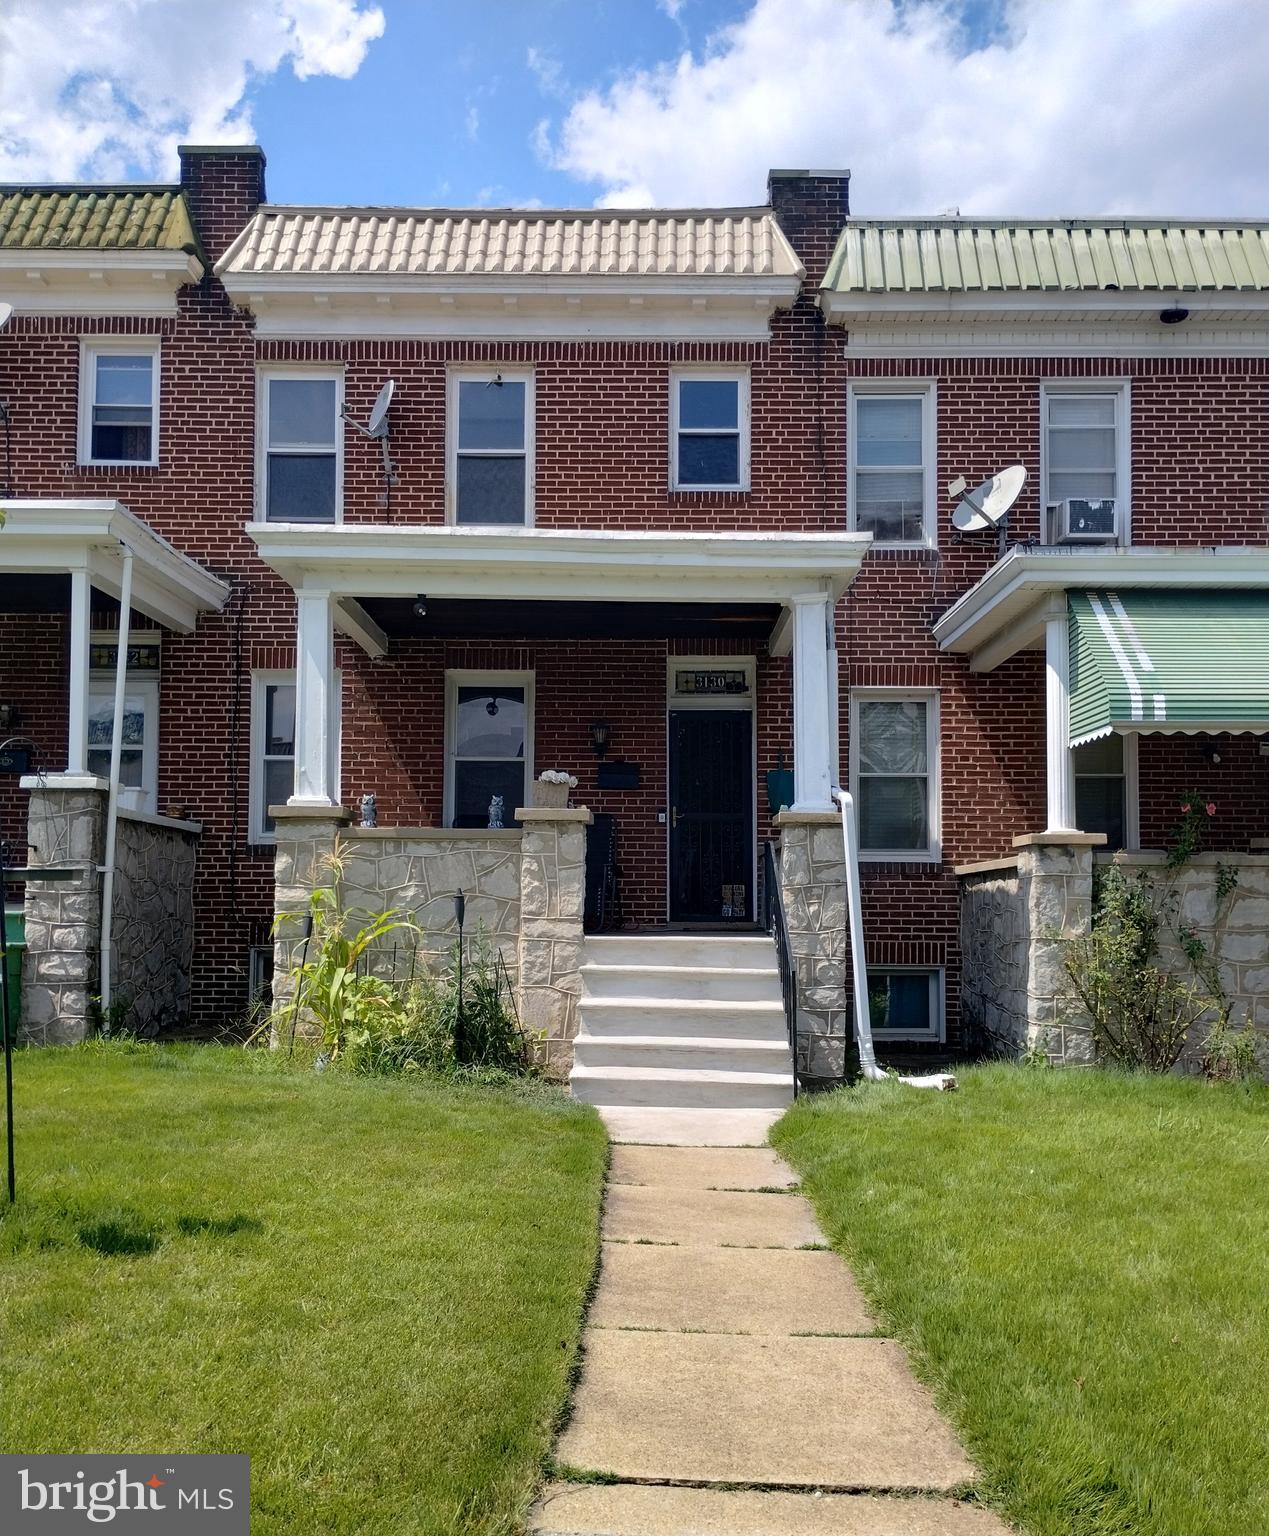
[0,0,385,182]
[546,0,1269,214]
[526,44,567,101]
[465,104,480,142]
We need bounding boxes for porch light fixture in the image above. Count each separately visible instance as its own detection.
[589,720,611,759]
[1159,303,1190,325]
[1199,740,1223,766]
[412,594,428,618]
[0,704,18,732]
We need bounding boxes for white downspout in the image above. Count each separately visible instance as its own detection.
[835,787,956,1091]
[99,544,134,1027]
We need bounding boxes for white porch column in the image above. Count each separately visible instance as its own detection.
[1045,607,1077,833]
[66,565,92,775]
[290,589,336,807]
[791,591,833,811]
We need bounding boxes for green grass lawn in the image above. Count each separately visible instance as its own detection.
[773,1065,1269,1536]
[0,1043,607,1536]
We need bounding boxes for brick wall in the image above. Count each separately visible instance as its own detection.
[1,155,1266,1044]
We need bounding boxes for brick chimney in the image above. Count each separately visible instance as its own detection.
[767,169,851,290]
[178,144,267,265]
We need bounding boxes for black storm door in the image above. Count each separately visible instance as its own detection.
[669,709,753,922]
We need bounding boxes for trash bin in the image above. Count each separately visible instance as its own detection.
[3,907,23,1033]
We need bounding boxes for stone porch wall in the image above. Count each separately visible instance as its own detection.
[774,810,847,1079]
[112,810,200,1035]
[20,783,200,1043]
[1108,852,1269,1042]
[957,838,1098,1063]
[271,806,588,1076]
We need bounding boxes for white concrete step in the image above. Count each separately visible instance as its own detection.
[571,1063,794,1109]
[582,963,781,1004]
[583,934,774,969]
[596,1106,785,1146]
[573,1032,792,1075]
[578,996,788,1040]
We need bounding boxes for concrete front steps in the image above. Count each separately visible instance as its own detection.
[570,933,794,1137]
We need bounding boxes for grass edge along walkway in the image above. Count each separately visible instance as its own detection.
[773,1064,1269,1536]
[0,1042,608,1536]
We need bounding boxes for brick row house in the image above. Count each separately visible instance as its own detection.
[1,147,1266,1106]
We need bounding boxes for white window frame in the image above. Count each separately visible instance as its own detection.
[848,688,941,863]
[249,669,342,845]
[866,967,946,1043]
[78,337,161,467]
[446,367,535,526]
[87,665,160,814]
[847,380,937,548]
[443,669,535,828]
[256,366,344,524]
[1039,379,1132,545]
[670,368,750,492]
[1073,732,1139,851]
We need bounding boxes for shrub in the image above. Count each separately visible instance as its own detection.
[1199,1017,1264,1083]
[1063,865,1215,1073]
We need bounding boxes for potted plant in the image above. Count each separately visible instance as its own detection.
[532,770,577,808]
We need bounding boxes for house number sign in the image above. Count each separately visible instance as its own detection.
[89,641,161,672]
[674,669,749,696]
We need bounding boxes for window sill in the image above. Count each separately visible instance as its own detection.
[75,461,160,472]
[669,486,751,497]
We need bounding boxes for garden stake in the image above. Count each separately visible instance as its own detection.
[454,889,466,1064]
[1,842,13,1203]
[286,910,315,1059]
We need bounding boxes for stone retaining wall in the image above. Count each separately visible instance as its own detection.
[774,811,848,1079]
[20,783,200,1043]
[271,806,588,1076]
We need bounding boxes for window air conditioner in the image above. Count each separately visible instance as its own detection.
[1050,498,1118,544]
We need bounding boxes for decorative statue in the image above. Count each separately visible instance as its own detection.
[359,793,377,829]
[488,794,505,830]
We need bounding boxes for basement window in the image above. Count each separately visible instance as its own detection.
[864,969,944,1042]
[79,339,160,465]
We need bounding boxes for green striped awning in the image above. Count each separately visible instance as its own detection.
[1068,590,1269,747]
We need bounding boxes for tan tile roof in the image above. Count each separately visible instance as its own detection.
[824,220,1269,293]
[0,188,199,253]
[217,206,803,280]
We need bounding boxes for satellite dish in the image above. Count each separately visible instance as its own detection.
[951,464,1026,535]
[0,303,11,332]
[367,379,394,438]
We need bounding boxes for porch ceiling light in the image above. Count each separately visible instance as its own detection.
[412,594,428,618]
[589,720,611,759]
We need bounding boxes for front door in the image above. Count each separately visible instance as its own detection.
[669,709,753,922]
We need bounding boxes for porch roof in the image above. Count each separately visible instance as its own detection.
[245,524,872,656]
[931,545,1269,673]
[0,499,229,631]
[1069,589,1269,745]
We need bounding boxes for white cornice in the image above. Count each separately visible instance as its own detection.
[223,273,800,341]
[933,545,1269,669]
[245,523,872,606]
[0,497,228,630]
[0,250,204,316]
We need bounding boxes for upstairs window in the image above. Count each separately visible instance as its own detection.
[848,384,935,546]
[671,372,748,489]
[79,340,159,465]
[849,692,940,860]
[260,372,341,522]
[450,372,532,524]
[1041,383,1129,543]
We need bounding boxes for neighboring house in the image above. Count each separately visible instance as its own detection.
[1,147,1266,1083]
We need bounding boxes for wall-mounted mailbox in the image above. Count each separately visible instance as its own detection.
[0,749,30,774]
[597,760,641,790]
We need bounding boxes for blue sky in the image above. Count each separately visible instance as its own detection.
[2,1,1266,216]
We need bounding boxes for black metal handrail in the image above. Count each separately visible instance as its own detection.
[762,839,799,1097]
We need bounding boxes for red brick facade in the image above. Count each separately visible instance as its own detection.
[2,151,1266,1042]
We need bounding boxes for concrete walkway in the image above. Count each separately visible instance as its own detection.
[532,1143,1010,1536]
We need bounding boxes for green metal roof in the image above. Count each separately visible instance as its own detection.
[0,188,199,254]
[1068,590,1269,747]
[822,221,1269,294]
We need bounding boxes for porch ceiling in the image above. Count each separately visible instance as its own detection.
[360,596,782,641]
[932,545,1269,672]
[0,499,228,631]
